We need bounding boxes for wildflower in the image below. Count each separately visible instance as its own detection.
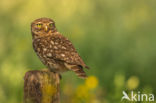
[127,76,139,90]
[76,85,89,98]
[85,76,98,89]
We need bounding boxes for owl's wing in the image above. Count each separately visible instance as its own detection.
[46,33,89,69]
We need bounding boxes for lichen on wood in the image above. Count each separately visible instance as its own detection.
[24,69,60,103]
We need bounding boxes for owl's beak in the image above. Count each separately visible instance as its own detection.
[44,26,48,32]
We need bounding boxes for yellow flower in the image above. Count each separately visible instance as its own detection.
[85,76,98,89]
[127,76,139,90]
[76,85,89,98]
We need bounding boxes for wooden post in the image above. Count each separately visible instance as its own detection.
[24,69,60,103]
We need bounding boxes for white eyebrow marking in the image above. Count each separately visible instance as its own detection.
[37,22,42,24]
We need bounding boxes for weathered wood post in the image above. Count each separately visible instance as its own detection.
[24,69,60,103]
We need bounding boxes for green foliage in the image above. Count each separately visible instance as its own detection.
[0,0,156,102]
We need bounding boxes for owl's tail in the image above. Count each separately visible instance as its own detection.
[71,65,87,79]
[65,63,87,79]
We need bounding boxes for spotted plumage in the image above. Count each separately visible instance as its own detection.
[31,18,89,78]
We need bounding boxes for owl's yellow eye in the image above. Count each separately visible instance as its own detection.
[36,23,42,28]
[49,23,53,27]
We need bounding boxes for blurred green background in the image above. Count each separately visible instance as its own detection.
[0,0,156,103]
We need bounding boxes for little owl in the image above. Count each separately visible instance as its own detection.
[31,18,89,78]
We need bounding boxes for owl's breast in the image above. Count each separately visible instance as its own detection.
[33,37,53,62]
[32,37,68,73]
[33,37,54,56]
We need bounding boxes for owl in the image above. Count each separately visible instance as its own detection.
[31,18,89,79]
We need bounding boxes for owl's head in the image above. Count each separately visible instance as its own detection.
[31,18,57,39]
